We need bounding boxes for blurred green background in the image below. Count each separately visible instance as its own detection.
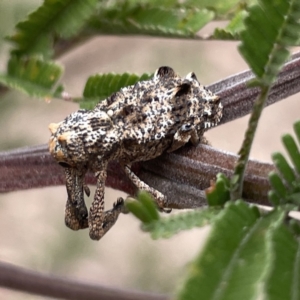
[1,1,300,299]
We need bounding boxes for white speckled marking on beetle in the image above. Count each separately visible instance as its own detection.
[48,66,223,240]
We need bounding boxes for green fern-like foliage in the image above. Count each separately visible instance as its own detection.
[268,120,300,207]
[6,0,253,62]
[1,0,256,99]
[8,0,98,58]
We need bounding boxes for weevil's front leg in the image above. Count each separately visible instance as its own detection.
[89,168,127,240]
[123,165,171,213]
[167,125,200,153]
[64,168,89,230]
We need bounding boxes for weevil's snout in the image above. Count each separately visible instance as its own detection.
[48,122,72,164]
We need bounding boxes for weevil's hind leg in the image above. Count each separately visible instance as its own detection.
[64,168,88,230]
[123,165,171,213]
[89,168,127,240]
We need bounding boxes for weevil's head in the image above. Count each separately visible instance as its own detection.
[49,109,114,169]
[48,110,89,169]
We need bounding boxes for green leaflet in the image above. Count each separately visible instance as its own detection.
[81,72,152,109]
[0,56,63,98]
[177,201,288,300]
[206,173,231,206]
[125,191,159,224]
[8,0,99,57]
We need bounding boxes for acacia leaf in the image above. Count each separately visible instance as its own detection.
[239,0,300,85]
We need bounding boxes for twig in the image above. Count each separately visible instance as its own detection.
[0,261,168,300]
[0,142,274,207]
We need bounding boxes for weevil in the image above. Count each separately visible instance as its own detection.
[48,66,222,240]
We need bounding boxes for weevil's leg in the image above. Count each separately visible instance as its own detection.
[190,129,200,145]
[123,165,171,213]
[64,168,88,230]
[65,196,88,230]
[89,168,126,240]
[167,126,199,153]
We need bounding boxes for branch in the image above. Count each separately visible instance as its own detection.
[0,261,168,300]
[1,53,300,207]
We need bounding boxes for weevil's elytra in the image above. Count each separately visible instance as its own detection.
[48,66,223,240]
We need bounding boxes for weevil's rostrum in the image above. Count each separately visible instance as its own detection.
[48,66,223,240]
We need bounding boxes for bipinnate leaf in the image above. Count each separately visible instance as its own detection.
[177,201,289,300]
[0,56,63,98]
[239,0,300,85]
[8,0,98,57]
[82,72,151,109]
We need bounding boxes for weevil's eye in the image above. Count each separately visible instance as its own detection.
[58,162,71,168]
